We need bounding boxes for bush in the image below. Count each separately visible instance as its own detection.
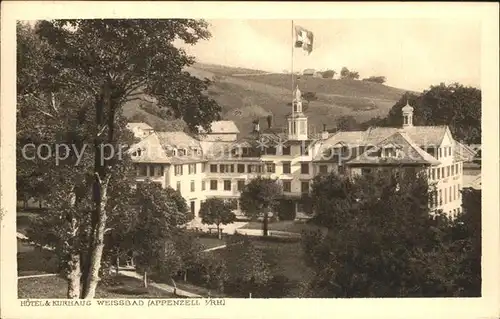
[277,199,296,221]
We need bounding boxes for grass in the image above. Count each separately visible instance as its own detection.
[240,220,320,234]
[197,236,226,250]
[18,275,176,299]
[18,241,59,276]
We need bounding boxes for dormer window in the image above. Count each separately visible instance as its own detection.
[381,143,399,158]
[178,149,186,156]
[132,149,142,157]
[172,149,177,156]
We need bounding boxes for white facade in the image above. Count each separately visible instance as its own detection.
[130,95,466,220]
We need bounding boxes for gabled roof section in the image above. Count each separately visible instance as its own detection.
[129,133,168,163]
[363,126,448,147]
[197,121,240,134]
[347,130,440,166]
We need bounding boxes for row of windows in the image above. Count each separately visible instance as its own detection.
[429,163,461,181]
[176,179,311,194]
[174,163,204,176]
[430,184,461,207]
[208,162,311,175]
[136,164,164,177]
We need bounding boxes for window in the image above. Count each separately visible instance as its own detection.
[178,149,186,156]
[439,190,442,206]
[174,165,183,176]
[301,145,309,156]
[453,185,456,200]
[220,164,234,173]
[431,168,436,180]
[176,181,181,192]
[282,162,291,174]
[438,148,442,159]
[140,165,147,176]
[237,180,245,191]
[282,146,291,155]
[202,163,206,173]
[210,180,218,190]
[237,164,245,173]
[451,165,455,176]
[210,164,217,173]
[449,147,452,156]
[265,162,276,173]
[446,166,450,178]
[455,163,459,174]
[437,167,441,179]
[444,188,448,204]
[449,186,452,202]
[338,165,345,175]
[282,180,291,192]
[301,163,309,174]
[319,165,328,174]
[362,168,372,176]
[188,164,197,174]
[441,167,445,178]
[248,164,263,173]
[301,181,310,193]
[190,181,195,192]
[223,180,232,191]
[157,165,164,177]
[265,147,277,155]
[202,181,206,191]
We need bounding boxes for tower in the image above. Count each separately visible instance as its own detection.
[287,86,308,140]
[402,100,414,128]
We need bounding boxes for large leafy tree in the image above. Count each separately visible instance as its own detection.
[365,83,481,144]
[239,177,283,237]
[199,198,236,239]
[302,170,468,297]
[17,19,221,299]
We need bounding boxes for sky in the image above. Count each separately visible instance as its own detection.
[179,19,481,91]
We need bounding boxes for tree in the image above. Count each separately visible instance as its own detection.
[376,83,481,144]
[348,71,360,80]
[239,177,283,237]
[223,235,271,297]
[340,67,350,79]
[302,170,466,297]
[199,198,236,239]
[335,115,361,131]
[363,76,386,84]
[321,69,336,79]
[131,181,189,288]
[19,19,221,299]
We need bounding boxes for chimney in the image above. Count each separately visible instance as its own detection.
[252,119,260,132]
[321,124,329,139]
[266,115,273,129]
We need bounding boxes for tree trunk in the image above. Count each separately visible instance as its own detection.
[217,224,221,240]
[115,250,120,275]
[184,270,187,282]
[263,210,269,237]
[82,175,110,299]
[67,252,81,299]
[39,199,42,209]
[143,271,148,288]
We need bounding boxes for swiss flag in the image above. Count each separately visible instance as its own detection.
[294,25,314,54]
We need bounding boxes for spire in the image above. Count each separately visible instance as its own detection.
[402,99,414,128]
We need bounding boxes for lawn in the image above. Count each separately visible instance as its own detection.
[18,240,59,277]
[18,275,176,299]
[210,237,314,297]
[240,220,321,234]
[197,236,226,250]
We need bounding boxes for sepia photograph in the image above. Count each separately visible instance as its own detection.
[1,2,499,319]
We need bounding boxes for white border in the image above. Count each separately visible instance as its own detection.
[1,2,499,319]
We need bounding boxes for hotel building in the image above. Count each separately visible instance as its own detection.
[129,87,469,220]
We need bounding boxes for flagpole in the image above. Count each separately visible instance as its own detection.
[291,19,294,120]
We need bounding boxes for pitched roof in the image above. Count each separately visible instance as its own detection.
[198,121,240,134]
[454,141,477,162]
[126,122,154,130]
[347,131,440,166]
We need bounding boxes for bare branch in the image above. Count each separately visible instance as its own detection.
[51,92,58,113]
[97,125,108,137]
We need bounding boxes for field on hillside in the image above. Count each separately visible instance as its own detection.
[120,63,412,135]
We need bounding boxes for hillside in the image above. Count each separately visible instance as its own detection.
[122,63,414,135]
